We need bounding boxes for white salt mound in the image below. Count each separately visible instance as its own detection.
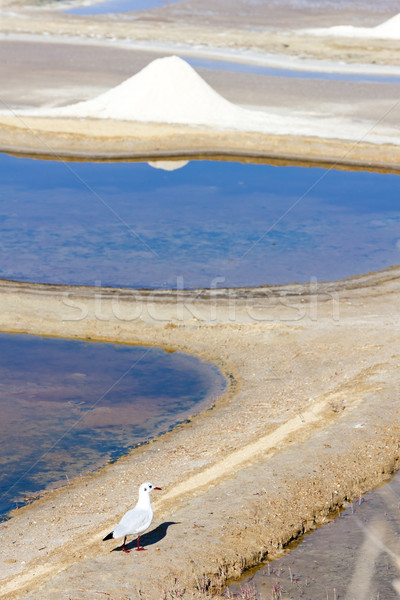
[43,55,266,129]
[303,12,400,40]
[4,56,399,145]
[373,13,400,37]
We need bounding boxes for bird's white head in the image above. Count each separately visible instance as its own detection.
[139,481,162,496]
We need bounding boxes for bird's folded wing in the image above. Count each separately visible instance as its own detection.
[114,508,152,537]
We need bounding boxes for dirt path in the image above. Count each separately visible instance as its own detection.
[0,272,400,598]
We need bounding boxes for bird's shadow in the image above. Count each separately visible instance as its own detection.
[111,521,180,553]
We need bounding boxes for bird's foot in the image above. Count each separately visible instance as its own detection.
[122,546,131,554]
[136,547,146,551]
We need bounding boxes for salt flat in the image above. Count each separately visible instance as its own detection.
[1,1,400,598]
[1,0,400,164]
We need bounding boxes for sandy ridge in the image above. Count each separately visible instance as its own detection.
[1,116,400,170]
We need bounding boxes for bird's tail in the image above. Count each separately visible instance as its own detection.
[103,531,114,541]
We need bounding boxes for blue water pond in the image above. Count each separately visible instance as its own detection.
[1,153,399,289]
[66,0,178,15]
[0,333,226,518]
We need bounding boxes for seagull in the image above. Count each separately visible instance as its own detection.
[103,481,162,553]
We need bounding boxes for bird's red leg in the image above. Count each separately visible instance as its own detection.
[136,536,146,551]
[122,536,131,553]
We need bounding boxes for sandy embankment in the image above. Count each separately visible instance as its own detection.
[1,271,400,598]
[3,115,400,170]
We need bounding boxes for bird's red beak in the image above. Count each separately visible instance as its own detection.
[154,487,162,490]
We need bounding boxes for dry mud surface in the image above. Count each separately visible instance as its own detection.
[1,271,400,599]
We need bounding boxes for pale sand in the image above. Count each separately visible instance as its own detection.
[2,116,400,171]
[1,271,400,598]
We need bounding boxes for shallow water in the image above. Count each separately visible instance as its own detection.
[188,57,400,83]
[1,154,400,289]
[0,333,225,518]
[230,471,400,599]
[66,0,178,15]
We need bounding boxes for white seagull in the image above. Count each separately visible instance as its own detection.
[103,481,162,553]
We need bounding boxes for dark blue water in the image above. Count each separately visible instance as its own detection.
[1,154,399,289]
[0,333,226,518]
[66,0,178,15]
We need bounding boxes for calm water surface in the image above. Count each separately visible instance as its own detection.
[66,0,178,15]
[230,471,400,599]
[1,154,400,289]
[188,57,400,83]
[0,333,226,518]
